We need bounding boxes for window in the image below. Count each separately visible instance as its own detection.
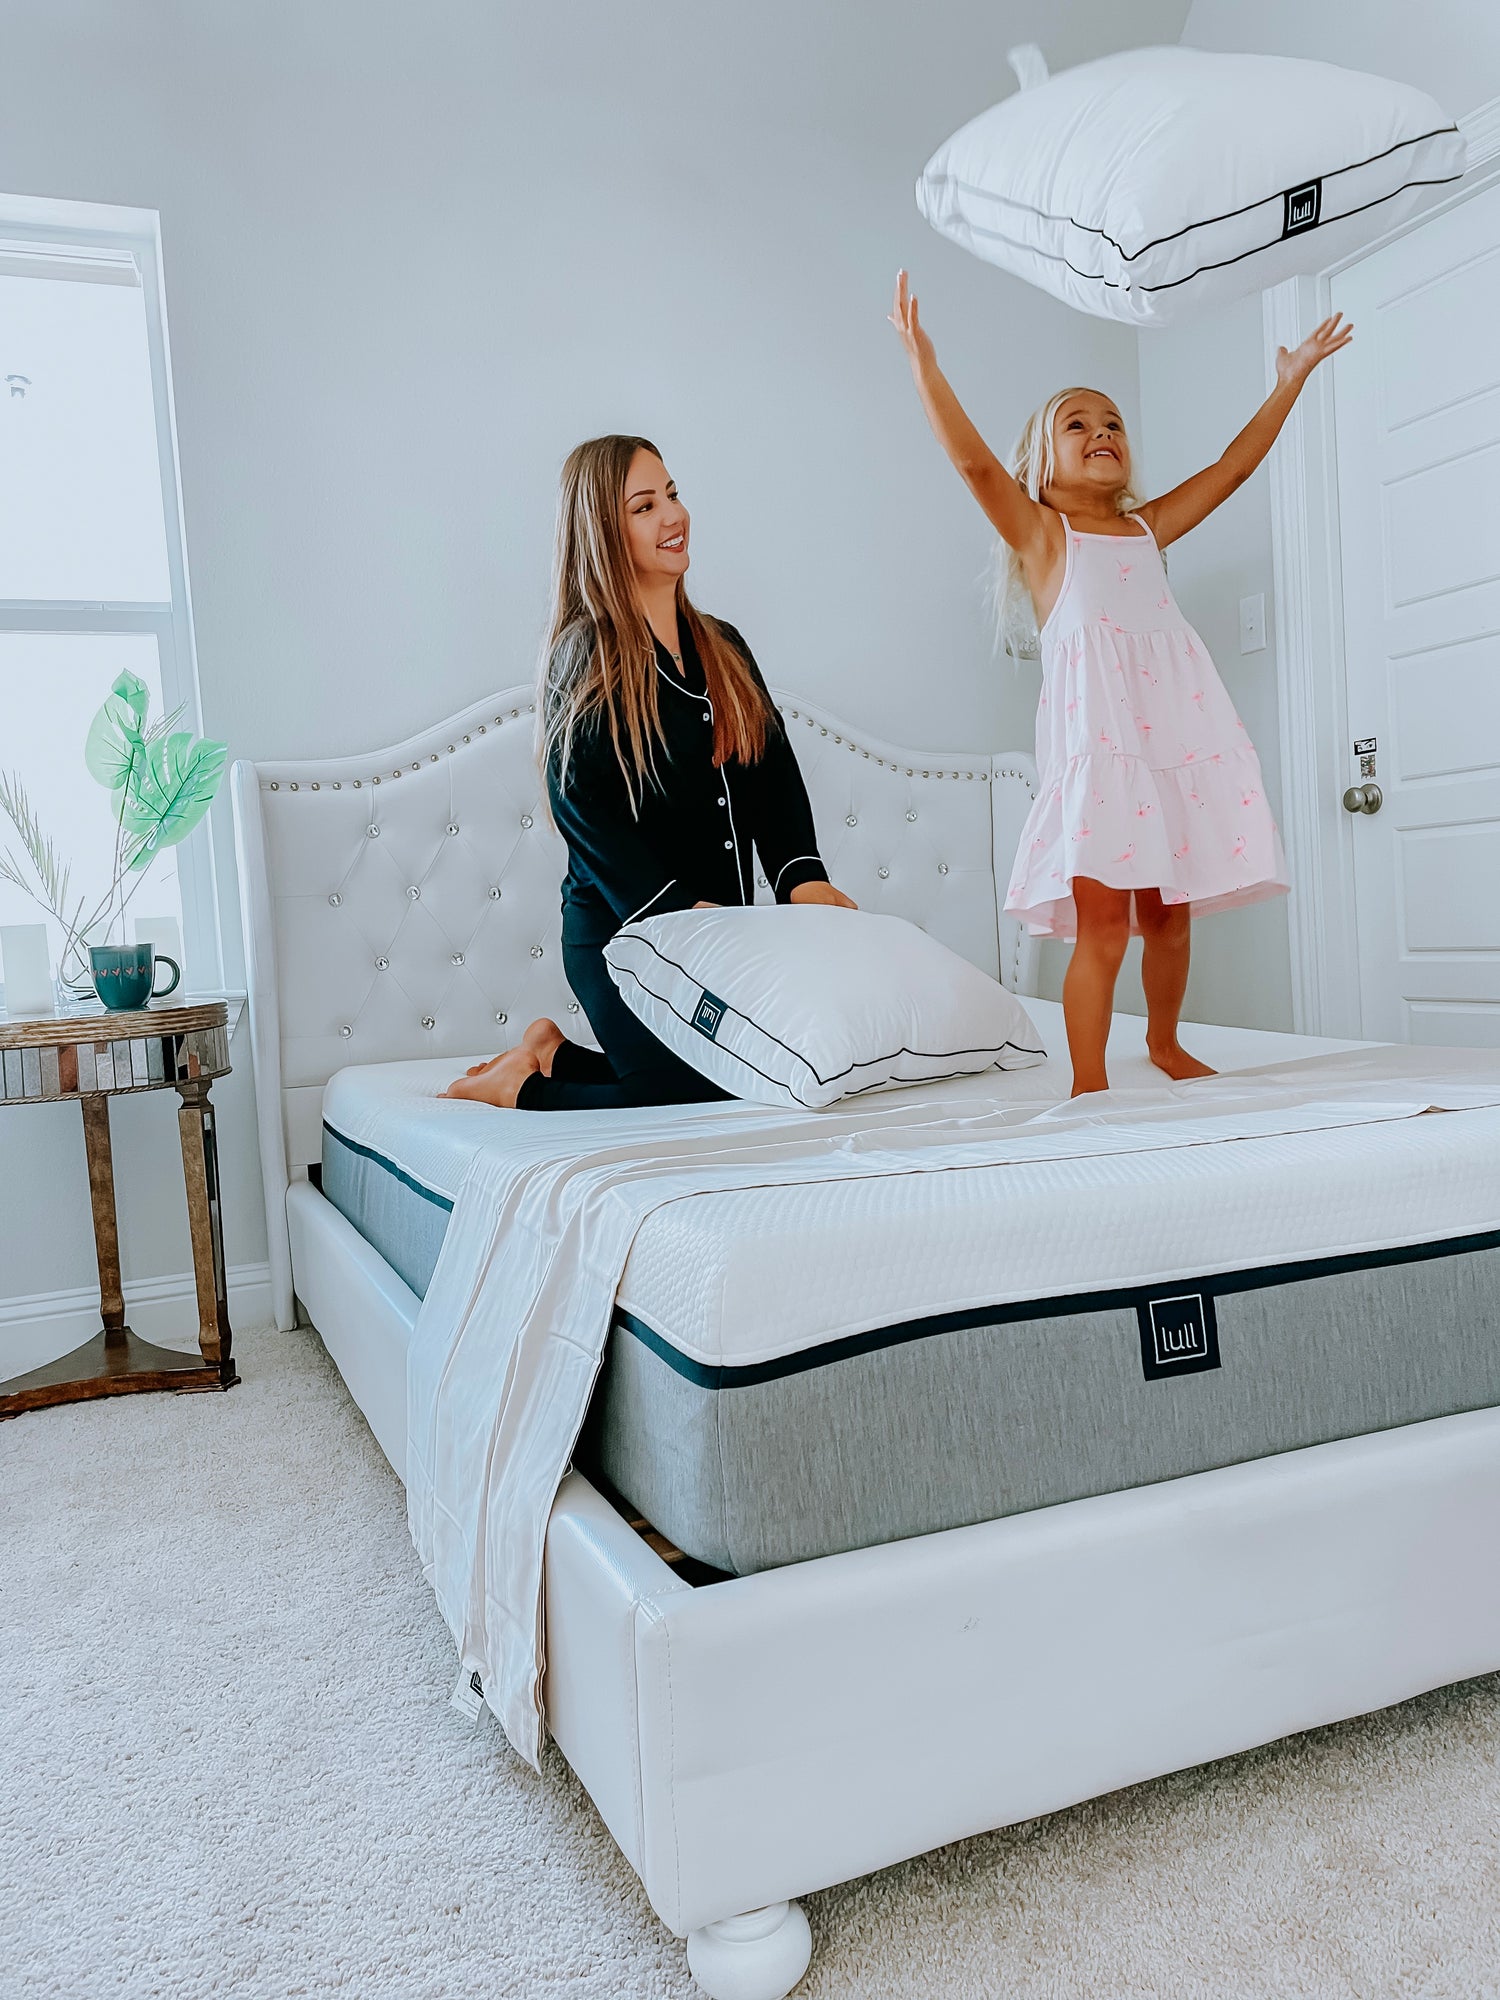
[0,197,218,998]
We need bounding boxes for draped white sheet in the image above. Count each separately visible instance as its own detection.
[405,1046,1500,1766]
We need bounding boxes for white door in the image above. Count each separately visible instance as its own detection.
[1331,179,1500,1046]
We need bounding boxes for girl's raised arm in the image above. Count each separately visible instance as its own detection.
[888,270,1048,559]
[1137,315,1354,550]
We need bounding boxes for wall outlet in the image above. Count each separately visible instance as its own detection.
[1239,592,1267,654]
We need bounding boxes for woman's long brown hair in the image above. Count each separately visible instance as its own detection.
[537,434,772,809]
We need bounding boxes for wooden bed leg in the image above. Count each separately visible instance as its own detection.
[685,1900,812,2000]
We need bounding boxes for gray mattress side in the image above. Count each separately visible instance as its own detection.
[321,1120,1500,1576]
[586,1247,1500,1572]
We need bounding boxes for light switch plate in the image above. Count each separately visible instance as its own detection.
[1239,592,1267,654]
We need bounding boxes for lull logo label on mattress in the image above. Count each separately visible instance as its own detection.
[692,990,726,1041]
[1282,177,1322,236]
[1137,1290,1221,1381]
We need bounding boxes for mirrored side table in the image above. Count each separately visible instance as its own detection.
[0,998,239,1418]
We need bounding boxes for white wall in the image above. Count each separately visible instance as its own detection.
[1183,0,1500,120]
[0,0,1190,1352]
[1128,1,1500,1033]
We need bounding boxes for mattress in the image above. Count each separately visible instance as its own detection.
[320,1001,1500,1574]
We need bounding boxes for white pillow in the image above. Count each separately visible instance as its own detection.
[603,905,1047,1110]
[916,45,1466,327]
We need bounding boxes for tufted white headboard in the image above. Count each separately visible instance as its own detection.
[231,685,1037,1330]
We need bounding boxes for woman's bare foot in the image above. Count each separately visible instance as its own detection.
[1147,1040,1217,1082]
[443,1045,541,1106]
[522,1017,567,1076]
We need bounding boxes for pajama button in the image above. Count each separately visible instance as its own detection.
[724,840,733,849]
[717,796,726,807]
[702,711,711,722]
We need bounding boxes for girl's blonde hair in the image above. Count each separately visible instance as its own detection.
[993,386,1143,660]
[537,434,772,809]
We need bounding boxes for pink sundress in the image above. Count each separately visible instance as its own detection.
[1005,513,1288,940]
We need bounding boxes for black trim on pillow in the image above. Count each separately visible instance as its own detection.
[946,170,1464,299]
[930,122,1460,262]
[1137,175,1465,295]
[615,1224,1500,1390]
[610,931,1045,1103]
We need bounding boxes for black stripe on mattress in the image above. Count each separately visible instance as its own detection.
[322,1122,455,1211]
[615,1224,1500,1390]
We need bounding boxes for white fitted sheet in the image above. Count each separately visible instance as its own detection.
[317,998,1500,1371]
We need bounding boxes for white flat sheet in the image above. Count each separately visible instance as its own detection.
[400,1029,1500,1769]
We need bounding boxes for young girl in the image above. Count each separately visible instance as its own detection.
[889,271,1352,1094]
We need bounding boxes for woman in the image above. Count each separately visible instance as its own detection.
[447,434,855,1110]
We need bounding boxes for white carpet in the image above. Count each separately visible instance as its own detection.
[4,1327,1498,2000]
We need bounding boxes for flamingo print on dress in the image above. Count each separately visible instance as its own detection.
[1004,510,1287,940]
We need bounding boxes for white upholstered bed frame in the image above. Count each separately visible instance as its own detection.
[232,689,1500,2000]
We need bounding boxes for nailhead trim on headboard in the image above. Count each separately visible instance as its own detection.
[265,704,537,790]
[780,706,989,782]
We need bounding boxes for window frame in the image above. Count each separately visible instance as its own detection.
[0,191,222,995]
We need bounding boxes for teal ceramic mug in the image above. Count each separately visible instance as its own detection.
[89,943,182,1012]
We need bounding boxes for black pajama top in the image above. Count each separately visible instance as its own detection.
[519,620,829,1111]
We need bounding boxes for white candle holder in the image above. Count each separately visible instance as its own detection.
[0,923,55,1015]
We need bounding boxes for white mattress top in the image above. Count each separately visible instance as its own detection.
[320,1002,1500,1367]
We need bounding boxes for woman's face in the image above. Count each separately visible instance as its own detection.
[621,449,690,586]
[1049,391,1132,501]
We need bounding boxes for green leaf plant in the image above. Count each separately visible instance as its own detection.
[0,669,226,998]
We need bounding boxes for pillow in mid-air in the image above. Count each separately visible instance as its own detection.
[916,44,1466,327]
[603,903,1047,1110]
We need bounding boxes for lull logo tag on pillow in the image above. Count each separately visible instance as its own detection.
[1282,177,1322,236]
[1137,1290,1221,1381]
[692,990,726,1041]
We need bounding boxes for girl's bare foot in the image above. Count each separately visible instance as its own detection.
[522,1017,567,1076]
[443,1045,541,1106]
[1147,1040,1217,1082]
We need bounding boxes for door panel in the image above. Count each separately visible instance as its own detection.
[1332,179,1500,1043]
[1391,635,1500,783]
[1380,244,1500,427]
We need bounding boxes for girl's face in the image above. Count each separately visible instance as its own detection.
[1049,391,1132,502]
[621,449,690,585]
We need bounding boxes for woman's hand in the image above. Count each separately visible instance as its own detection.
[888,269,936,372]
[790,880,858,910]
[1275,313,1354,390]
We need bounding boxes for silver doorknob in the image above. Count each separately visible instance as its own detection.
[1342,783,1383,815]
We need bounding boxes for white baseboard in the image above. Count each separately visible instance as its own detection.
[0,1261,272,1379]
